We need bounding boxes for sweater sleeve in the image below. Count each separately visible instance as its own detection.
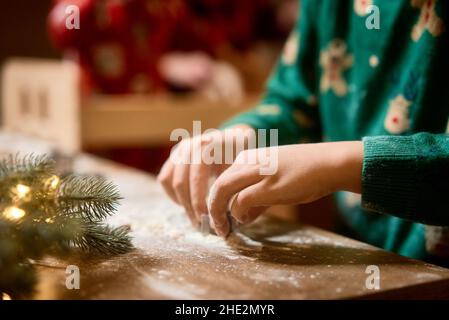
[362,133,449,226]
[221,0,321,146]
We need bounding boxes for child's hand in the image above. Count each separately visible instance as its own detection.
[157,125,254,227]
[208,141,364,237]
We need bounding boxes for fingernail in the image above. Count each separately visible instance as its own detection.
[216,227,225,237]
[211,219,223,235]
[217,223,230,238]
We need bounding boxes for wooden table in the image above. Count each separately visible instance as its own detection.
[1,132,449,299]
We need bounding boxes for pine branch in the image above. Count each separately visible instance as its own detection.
[0,154,134,298]
[57,175,122,221]
[72,223,133,255]
[0,153,54,179]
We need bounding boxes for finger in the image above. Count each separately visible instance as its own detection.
[173,163,197,227]
[230,183,269,224]
[189,136,215,221]
[245,207,268,224]
[157,160,179,204]
[207,166,263,237]
[190,162,211,221]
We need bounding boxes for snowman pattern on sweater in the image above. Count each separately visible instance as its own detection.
[411,0,445,42]
[354,0,373,16]
[384,72,421,134]
[384,95,412,134]
[320,39,353,97]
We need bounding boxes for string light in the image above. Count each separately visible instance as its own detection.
[16,184,30,196]
[45,175,60,191]
[45,217,55,224]
[1,293,12,300]
[2,206,26,221]
[12,183,31,201]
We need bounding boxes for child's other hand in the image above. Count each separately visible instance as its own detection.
[157,125,254,227]
[208,142,364,237]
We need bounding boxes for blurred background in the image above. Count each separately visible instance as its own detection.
[0,1,59,65]
[1,0,299,170]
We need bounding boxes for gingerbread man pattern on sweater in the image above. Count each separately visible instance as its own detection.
[319,39,353,97]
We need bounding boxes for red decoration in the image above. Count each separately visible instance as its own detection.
[47,0,276,94]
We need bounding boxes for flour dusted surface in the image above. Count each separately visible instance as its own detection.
[66,155,449,300]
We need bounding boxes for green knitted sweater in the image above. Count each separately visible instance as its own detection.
[222,0,449,259]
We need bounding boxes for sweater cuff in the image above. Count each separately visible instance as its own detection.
[361,135,418,219]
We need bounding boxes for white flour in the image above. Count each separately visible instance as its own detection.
[108,196,249,257]
[266,230,368,249]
